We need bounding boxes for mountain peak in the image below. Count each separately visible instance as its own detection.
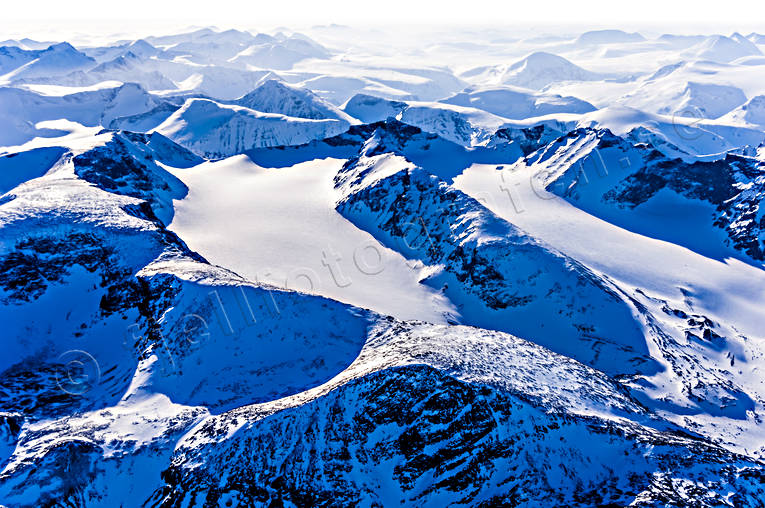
[235,79,354,122]
[42,41,80,54]
[484,51,603,89]
[515,51,575,67]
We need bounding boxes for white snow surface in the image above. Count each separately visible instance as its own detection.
[166,156,455,322]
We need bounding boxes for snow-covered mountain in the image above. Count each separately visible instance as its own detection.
[340,90,584,146]
[462,52,605,90]
[154,98,350,157]
[720,95,765,127]
[0,83,164,146]
[2,24,765,508]
[748,32,765,44]
[0,42,95,82]
[0,45,38,75]
[575,29,646,45]
[143,28,330,69]
[395,102,511,146]
[113,80,356,138]
[74,51,176,90]
[516,127,765,262]
[342,93,409,122]
[619,77,748,119]
[0,38,56,51]
[440,86,596,119]
[233,79,355,122]
[683,34,763,63]
[228,33,331,70]
[333,122,651,373]
[3,118,765,506]
[81,39,164,64]
[574,106,765,158]
[151,322,763,507]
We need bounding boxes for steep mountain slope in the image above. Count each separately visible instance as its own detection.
[317,122,765,456]
[246,118,534,178]
[108,102,180,132]
[454,171,765,458]
[0,132,197,427]
[0,146,67,194]
[163,66,276,100]
[110,77,358,135]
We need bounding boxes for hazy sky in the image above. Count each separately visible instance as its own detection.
[2,0,764,25]
[1,0,763,42]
